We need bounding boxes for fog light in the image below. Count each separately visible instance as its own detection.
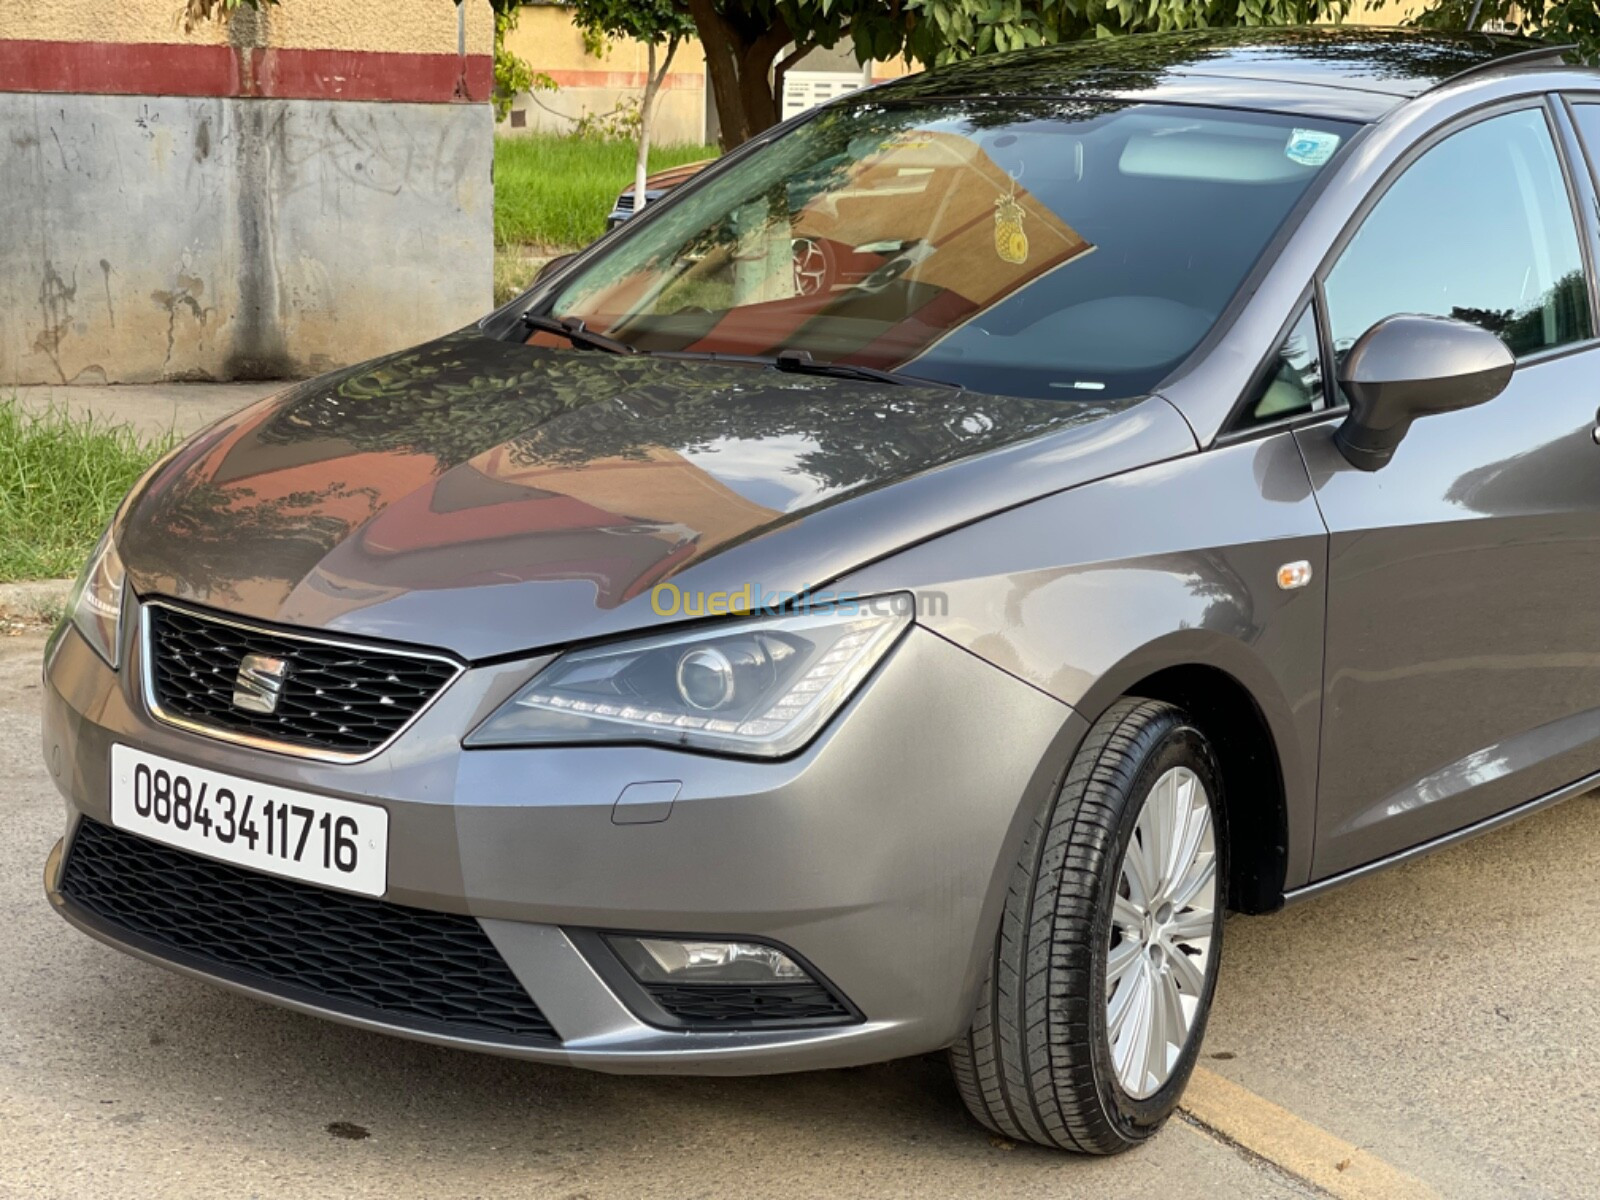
[607,935,808,984]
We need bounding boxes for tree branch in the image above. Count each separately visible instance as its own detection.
[748,23,797,73]
[776,38,815,79]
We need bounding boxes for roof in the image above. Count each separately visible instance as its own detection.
[876,27,1569,123]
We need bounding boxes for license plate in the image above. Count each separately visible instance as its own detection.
[110,745,388,897]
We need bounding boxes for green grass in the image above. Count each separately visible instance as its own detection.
[494,134,717,249]
[0,398,178,583]
[495,245,559,306]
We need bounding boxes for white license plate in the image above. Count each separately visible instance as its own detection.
[110,745,388,897]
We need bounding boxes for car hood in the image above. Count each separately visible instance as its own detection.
[119,330,1196,660]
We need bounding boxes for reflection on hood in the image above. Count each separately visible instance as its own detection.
[120,329,1122,640]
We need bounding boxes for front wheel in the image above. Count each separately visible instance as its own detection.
[950,698,1226,1153]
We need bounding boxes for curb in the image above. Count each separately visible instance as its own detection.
[0,578,73,625]
[1181,1068,1442,1200]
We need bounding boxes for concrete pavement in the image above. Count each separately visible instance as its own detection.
[11,381,286,440]
[3,626,1597,1198]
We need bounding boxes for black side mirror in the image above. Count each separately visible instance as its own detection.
[534,253,577,284]
[1333,314,1514,471]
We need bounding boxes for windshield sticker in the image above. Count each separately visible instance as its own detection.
[994,184,1030,265]
[1285,129,1341,167]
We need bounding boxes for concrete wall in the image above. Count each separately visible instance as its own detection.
[1,93,492,384]
[0,0,496,385]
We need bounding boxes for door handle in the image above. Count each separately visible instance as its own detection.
[1593,408,1600,444]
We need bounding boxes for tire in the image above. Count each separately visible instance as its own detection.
[950,698,1227,1154]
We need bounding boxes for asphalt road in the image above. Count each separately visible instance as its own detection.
[3,628,1596,1199]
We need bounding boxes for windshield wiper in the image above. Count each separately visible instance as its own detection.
[771,349,960,390]
[521,312,637,355]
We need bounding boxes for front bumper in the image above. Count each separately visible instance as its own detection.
[41,596,1082,1074]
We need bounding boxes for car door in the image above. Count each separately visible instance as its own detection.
[1294,100,1600,879]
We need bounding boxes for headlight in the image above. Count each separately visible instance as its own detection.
[466,595,912,758]
[66,527,126,669]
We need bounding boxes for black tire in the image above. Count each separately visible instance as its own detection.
[950,698,1227,1154]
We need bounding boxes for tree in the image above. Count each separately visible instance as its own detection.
[685,0,1355,150]
[1399,0,1600,58]
[490,1,557,123]
[572,0,698,212]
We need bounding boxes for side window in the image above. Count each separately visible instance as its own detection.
[1566,100,1600,192]
[1244,302,1323,426]
[1325,109,1591,367]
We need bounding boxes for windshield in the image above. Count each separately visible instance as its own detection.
[541,100,1355,400]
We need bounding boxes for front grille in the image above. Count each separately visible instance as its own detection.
[145,602,460,757]
[60,820,558,1045]
[643,981,854,1026]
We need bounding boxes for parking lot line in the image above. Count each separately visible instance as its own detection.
[1180,1068,1441,1200]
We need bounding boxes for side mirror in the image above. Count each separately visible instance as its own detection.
[534,253,577,284]
[1333,314,1514,471]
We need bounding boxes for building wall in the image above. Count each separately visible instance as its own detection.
[0,0,496,386]
[1,0,492,54]
[500,5,916,145]
[1347,2,1434,25]
[502,5,708,145]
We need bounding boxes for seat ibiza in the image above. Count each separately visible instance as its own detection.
[42,28,1600,1154]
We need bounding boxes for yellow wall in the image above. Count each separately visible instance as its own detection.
[1352,0,1434,23]
[0,0,493,56]
[502,5,707,143]
[504,6,705,81]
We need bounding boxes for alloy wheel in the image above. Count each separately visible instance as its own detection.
[1105,765,1218,1099]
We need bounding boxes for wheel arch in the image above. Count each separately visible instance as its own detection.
[1070,632,1309,914]
[1122,664,1288,914]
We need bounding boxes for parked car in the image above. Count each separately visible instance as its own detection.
[44,27,1600,1155]
[605,159,712,229]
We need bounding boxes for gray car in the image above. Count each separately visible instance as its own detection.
[41,27,1600,1154]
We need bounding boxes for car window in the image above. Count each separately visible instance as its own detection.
[543,102,1355,402]
[1243,302,1324,426]
[1565,100,1600,194]
[1325,108,1591,367]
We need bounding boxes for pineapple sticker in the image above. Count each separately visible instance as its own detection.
[994,185,1029,265]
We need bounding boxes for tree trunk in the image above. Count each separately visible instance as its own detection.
[686,0,791,150]
[633,38,680,213]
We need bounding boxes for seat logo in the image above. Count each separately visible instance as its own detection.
[233,654,290,715]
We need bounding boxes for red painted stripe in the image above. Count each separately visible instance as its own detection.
[247,47,493,103]
[0,40,492,103]
[539,68,704,91]
[0,40,241,97]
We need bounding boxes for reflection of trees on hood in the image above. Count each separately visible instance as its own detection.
[120,475,381,601]
[500,384,1110,490]
[250,330,1119,493]
[252,333,596,469]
